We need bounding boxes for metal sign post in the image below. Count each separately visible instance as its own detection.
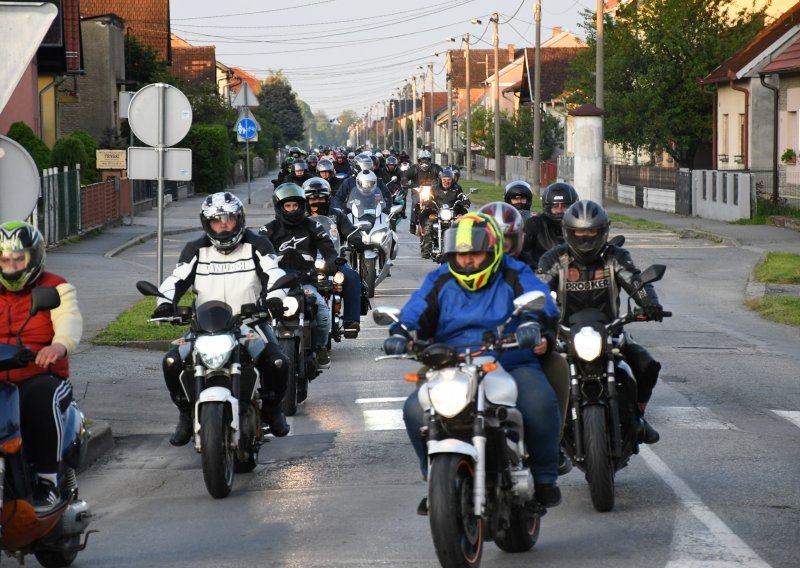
[236,116,258,204]
[127,83,192,284]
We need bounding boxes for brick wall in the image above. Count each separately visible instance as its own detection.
[81,179,120,228]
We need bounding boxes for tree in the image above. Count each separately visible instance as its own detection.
[259,71,305,144]
[565,0,766,167]
[124,34,170,90]
[6,121,50,172]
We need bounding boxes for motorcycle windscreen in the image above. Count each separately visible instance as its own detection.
[347,191,384,227]
[193,300,236,333]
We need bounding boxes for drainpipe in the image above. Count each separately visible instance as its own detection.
[38,75,67,141]
[727,69,749,169]
[698,77,716,169]
[760,72,780,203]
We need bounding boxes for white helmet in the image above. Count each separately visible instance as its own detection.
[356,170,378,194]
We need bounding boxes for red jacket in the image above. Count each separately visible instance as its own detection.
[0,273,70,383]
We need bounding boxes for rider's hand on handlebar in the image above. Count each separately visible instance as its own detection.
[35,343,67,368]
[351,238,366,253]
[642,302,665,322]
[151,302,174,319]
[384,335,409,355]
[515,322,542,350]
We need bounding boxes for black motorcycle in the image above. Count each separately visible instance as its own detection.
[557,264,671,512]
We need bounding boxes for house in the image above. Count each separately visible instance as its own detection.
[81,0,171,64]
[171,34,216,85]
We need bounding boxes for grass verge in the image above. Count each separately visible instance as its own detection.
[745,252,800,327]
[753,252,800,284]
[735,198,800,225]
[744,296,800,326]
[609,214,670,231]
[92,296,192,344]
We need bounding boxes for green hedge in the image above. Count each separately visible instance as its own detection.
[182,124,230,194]
[6,121,50,172]
[69,130,100,183]
[50,135,88,174]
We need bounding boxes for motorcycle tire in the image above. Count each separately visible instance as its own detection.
[584,404,615,512]
[364,257,377,298]
[200,402,234,499]
[428,454,483,568]
[34,537,79,568]
[494,505,541,553]
[234,452,257,473]
[279,337,299,417]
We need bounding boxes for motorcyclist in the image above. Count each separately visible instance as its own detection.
[151,192,291,442]
[306,153,319,174]
[504,180,535,221]
[282,159,312,186]
[0,222,82,513]
[403,149,442,235]
[418,168,470,259]
[332,149,352,176]
[274,155,295,186]
[331,166,392,212]
[389,212,563,507]
[316,157,343,197]
[378,155,400,185]
[260,183,337,369]
[522,182,579,269]
[536,200,663,444]
[303,177,366,336]
[480,201,573,475]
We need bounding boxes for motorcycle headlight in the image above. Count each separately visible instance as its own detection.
[370,228,387,244]
[333,271,345,285]
[573,326,603,362]
[427,368,473,418]
[195,334,236,370]
[440,208,453,221]
[282,296,300,317]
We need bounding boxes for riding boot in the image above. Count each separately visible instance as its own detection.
[638,403,660,444]
[261,400,290,437]
[170,411,193,446]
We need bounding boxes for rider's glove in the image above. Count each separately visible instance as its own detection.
[351,238,366,253]
[383,334,409,355]
[515,322,542,349]
[642,302,664,322]
[151,302,174,319]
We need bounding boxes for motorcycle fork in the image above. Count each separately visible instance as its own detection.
[473,383,487,517]
[568,360,585,460]
[606,357,623,458]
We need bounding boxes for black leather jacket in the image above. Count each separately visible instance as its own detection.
[536,243,660,325]
[259,217,338,281]
[521,215,564,269]
[420,183,468,218]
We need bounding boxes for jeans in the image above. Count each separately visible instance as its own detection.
[340,264,361,323]
[403,364,561,484]
[303,284,331,348]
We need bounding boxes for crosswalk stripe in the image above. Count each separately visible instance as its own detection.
[355,397,407,404]
[771,410,800,428]
[363,409,404,431]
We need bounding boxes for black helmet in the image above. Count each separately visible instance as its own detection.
[562,200,609,265]
[542,182,578,221]
[288,146,302,158]
[292,159,308,174]
[273,183,307,225]
[306,154,319,168]
[504,181,533,211]
[385,155,399,171]
[200,192,246,253]
[303,177,332,215]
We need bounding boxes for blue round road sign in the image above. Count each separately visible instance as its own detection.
[237,118,257,140]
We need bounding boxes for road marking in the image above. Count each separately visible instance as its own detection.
[640,447,772,568]
[355,397,408,404]
[771,409,800,428]
[647,406,738,430]
[363,409,404,431]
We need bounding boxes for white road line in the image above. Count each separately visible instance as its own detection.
[771,409,800,428]
[363,409,404,431]
[640,447,772,568]
[355,397,408,404]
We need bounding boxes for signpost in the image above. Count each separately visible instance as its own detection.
[0,136,40,224]
[127,83,193,284]
[234,109,259,204]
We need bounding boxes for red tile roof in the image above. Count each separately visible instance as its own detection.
[81,0,171,63]
[229,67,262,96]
[503,48,586,102]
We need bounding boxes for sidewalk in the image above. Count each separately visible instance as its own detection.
[48,172,799,469]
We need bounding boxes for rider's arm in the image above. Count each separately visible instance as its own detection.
[335,211,363,247]
[393,268,446,340]
[49,282,83,357]
[612,247,660,306]
[309,219,339,270]
[156,238,202,307]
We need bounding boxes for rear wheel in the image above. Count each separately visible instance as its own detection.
[278,337,298,417]
[495,504,541,553]
[584,404,615,512]
[428,454,483,568]
[200,402,234,499]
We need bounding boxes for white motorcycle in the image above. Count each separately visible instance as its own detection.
[345,189,402,298]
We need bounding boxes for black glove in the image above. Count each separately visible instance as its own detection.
[515,322,541,349]
[383,335,409,355]
[643,303,664,322]
[351,238,366,253]
[151,302,174,319]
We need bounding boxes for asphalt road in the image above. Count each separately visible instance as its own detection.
[63,188,799,567]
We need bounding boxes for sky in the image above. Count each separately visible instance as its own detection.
[169,0,592,119]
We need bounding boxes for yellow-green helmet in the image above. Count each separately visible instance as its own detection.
[444,212,504,291]
[0,221,46,291]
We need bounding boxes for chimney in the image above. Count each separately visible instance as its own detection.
[507,44,515,60]
[552,26,562,37]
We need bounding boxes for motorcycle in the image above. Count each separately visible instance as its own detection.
[263,271,322,417]
[344,190,403,298]
[373,290,550,568]
[557,264,671,512]
[137,279,295,498]
[386,176,407,231]
[419,188,478,263]
[1,286,94,567]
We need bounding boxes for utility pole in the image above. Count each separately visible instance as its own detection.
[419,72,426,151]
[465,33,471,180]
[597,0,604,109]
[533,0,542,191]
[401,84,408,153]
[383,99,388,150]
[412,76,418,159]
[492,12,501,187]
[446,52,453,166]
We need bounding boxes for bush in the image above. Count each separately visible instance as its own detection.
[50,135,89,179]
[69,130,100,183]
[6,121,51,172]
[182,124,231,193]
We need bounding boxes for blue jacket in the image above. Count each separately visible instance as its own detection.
[395,255,558,371]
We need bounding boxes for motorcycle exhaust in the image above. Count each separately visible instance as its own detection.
[61,500,92,536]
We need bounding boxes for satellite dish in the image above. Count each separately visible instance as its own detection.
[0,135,40,224]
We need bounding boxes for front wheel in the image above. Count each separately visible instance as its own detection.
[584,404,615,512]
[200,402,234,499]
[428,454,483,568]
[278,337,299,417]
[363,257,377,298]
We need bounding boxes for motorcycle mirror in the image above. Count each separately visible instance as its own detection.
[136,280,161,297]
[390,176,398,183]
[240,303,256,317]
[389,204,403,217]
[513,290,547,314]
[638,264,667,287]
[29,286,61,315]
[372,306,401,326]
[608,234,625,247]
[269,273,299,291]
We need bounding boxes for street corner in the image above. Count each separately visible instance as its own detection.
[80,418,114,473]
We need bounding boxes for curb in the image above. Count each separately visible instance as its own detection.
[79,419,114,473]
[103,226,201,259]
[675,228,740,247]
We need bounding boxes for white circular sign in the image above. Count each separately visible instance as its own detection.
[127,83,193,147]
[0,135,40,223]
